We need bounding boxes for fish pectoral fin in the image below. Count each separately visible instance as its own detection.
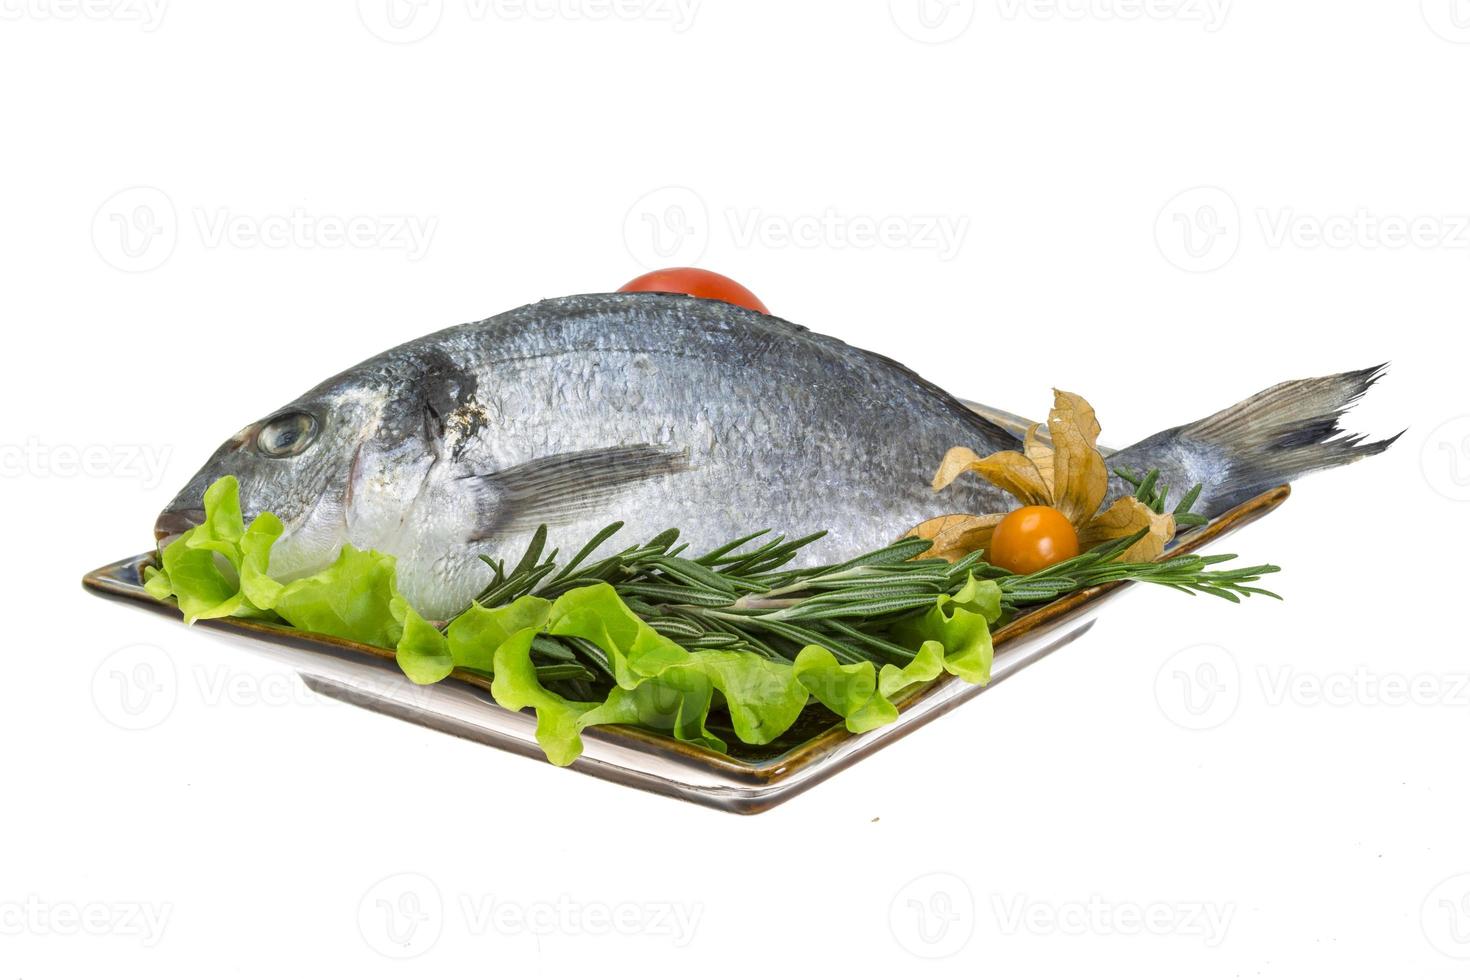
[465,443,691,538]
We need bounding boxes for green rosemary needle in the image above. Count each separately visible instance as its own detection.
[469,504,1279,691]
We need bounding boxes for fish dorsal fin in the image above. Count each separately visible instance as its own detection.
[465,444,690,538]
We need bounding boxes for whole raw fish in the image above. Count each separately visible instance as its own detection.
[156,293,1393,617]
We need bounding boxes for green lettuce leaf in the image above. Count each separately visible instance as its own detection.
[450,597,554,673]
[265,544,403,649]
[488,625,601,766]
[142,476,1000,765]
[547,583,809,747]
[146,476,271,623]
[393,599,454,685]
[890,574,998,686]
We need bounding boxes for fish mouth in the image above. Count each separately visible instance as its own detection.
[154,508,206,548]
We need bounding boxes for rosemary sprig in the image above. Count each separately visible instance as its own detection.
[466,512,1279,694]
[985,529,1281,606]
[1115,467,1208,528]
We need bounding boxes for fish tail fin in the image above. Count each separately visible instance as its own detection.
[1108,364,1401,517]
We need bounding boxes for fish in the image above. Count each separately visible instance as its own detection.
[156,292,1397,619]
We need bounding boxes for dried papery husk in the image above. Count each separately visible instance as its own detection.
[1022,423,1056,497]
[904,513,1003,562]
[1052,389,1101,444]
[1078,496,1176,562]
[1046,389,1109,526]
[930,447,982,492]
[933,447,1051,506]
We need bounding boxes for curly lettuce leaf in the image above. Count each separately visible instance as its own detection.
[393,599,454,685]
[890,574,998,686]
[145,477,402,647]
[143,476,1000,766]
[488,626,601,766]
[451,597,554,672]
[485,584,809,763]
[548,584,809,745]
[264,543,402,649]
[145,476,271,623]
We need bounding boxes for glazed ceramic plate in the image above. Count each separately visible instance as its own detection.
[81,485,1289,814]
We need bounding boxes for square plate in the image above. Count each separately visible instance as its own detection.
[82,486,1288,814]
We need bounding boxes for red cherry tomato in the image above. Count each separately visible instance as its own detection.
[619,268,769,314]
[988,506,1080,575]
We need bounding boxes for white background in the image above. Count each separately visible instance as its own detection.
[2,0,1466,975]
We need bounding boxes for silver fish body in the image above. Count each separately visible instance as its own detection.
[159,292,1394,618]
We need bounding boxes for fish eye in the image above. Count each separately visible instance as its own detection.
[256,411,319,459]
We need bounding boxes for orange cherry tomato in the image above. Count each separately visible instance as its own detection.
[987,506,1080,575]
[618,267,769,314]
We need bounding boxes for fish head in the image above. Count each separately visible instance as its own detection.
[154,379,396,576]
